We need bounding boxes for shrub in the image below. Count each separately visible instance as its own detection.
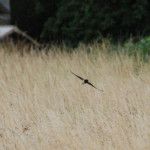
[11,0,150,47]
[125,36,150,61]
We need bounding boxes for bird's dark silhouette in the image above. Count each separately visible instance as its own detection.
[70,71,103,91]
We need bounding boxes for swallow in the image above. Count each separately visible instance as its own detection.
[70,71,103,91]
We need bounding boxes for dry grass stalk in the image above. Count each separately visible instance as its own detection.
[0,43,150,150]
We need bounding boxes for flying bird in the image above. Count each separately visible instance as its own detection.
[70,71,103,91]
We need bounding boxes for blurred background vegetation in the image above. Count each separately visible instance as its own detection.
[10,0,150,58]
[10,0,150,44]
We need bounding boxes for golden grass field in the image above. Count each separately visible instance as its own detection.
[0,43,150,150]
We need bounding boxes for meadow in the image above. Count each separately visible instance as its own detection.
[0,42,150,150]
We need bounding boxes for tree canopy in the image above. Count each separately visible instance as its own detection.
[11,0,150,46]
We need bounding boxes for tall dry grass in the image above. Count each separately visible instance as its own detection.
[0,43,150,150]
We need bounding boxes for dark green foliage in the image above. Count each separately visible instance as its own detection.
[10,0,39,38]
[11,0,150,46]
[125,36,150,62]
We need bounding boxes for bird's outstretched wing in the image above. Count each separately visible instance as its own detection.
[70,71,84,80]
[87,81,103,91]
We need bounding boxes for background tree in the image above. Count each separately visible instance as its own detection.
[10,0,150,46]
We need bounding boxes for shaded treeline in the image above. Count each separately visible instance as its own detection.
[10,0,150,46]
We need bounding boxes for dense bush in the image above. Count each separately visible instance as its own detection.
[124,36,150,61]
[11,0,150,46]
[10,0,39,38]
